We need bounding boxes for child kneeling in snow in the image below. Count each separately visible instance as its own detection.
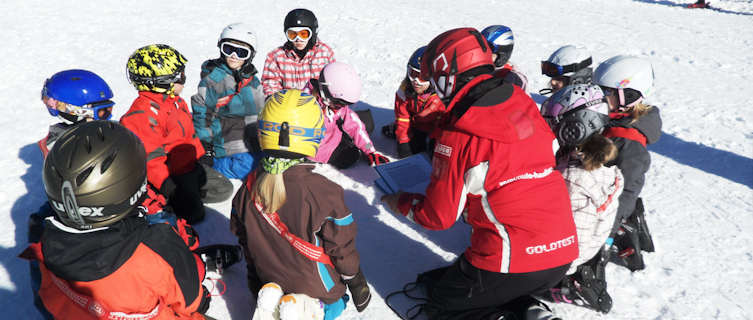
[305,62,390,168]
[540,84,624,314]
[231,90,371,320]
[381,46,445,159]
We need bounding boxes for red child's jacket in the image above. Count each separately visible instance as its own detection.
[398,75,578,274]
[121,91,205,191]
[393,81,445,144]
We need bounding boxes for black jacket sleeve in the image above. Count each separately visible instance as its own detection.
[612,138,651,220]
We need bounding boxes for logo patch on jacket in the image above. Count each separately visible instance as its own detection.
[434,143,452,158]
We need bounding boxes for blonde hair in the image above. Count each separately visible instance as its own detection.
[625,102,652,124]
[578,134,618,171]
[251,171,287,214]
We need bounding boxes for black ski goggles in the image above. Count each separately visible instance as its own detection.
[541,57,592,77]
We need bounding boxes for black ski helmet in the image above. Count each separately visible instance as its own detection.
[284,8,319,43]
[43,121,148,230]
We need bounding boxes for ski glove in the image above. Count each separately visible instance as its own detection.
[199,142,215,167]
[367,152,390,167]
[397,142,412,159]
[381,123,396,139]
[344,269,371,312]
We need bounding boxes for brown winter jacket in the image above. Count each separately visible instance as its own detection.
[231,164,360,304]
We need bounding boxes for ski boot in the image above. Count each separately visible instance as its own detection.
[631,198,655,253]
[525,299,562,320]
[546,264,612,314]
[252,282,284,320]
[611,218,646,271]
[195,244,244,275]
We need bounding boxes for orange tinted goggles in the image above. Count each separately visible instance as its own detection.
[286,27,312,41]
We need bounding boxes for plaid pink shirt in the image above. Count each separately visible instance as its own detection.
[261,41,335,97]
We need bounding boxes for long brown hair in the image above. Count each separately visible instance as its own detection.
[579,134,618,171]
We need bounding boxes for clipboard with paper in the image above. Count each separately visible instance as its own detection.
[374,153,432,195]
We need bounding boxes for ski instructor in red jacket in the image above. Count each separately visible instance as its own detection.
[382,28,578,320]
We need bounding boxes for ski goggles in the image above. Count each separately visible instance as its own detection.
[285,27,312,41]
[220,41,254,60]
[407,66,428,85]
[42,94,114,120]
[541,57,592,77]
[599,86,616,97]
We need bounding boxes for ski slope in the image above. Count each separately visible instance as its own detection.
[1,0,752,319]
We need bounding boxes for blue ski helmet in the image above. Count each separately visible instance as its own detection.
[42,69,114,121]
[408,46,427,70]
[480,25,514,68]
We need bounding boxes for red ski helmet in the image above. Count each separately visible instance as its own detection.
[419,28,494,100]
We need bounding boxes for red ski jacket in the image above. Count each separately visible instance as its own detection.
[22,216,208,320]
[397,75,578,273]
[121,92,205,191]
[393,81,445,144]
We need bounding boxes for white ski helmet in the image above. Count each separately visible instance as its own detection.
[218,23,257,50]
[593,55,654,107]
[543,45,592,77]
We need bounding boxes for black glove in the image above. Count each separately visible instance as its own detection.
[200,142,215,167]
[159,177,178,199]
[381,123,396,139]
[344,269,371,312]
[397,142,412,158]
[168,165,207,224]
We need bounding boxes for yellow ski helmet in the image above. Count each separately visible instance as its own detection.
[126,44,187,94]
[258,89,325,158]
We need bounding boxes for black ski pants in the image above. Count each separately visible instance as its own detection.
[423,254,569,320]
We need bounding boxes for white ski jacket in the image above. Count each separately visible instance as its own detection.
[561,164,624,275]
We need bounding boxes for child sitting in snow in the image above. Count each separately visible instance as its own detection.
[231,90,371,320]
[539,45,593,95]
[540,83,624,314]
[305,62,390,168]
[381,46,445,158]
[121,44,233,224]
[191,23,265,180]
[593,55,661,272]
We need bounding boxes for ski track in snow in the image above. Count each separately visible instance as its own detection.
[1,0,752,319]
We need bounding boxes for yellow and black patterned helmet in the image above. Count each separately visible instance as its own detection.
[258,89,325,159]
[126,44,187,94]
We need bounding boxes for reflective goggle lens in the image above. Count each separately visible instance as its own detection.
[407,67,428,84]
[220,42,252,60]
[286,27,312,41]
[541,61,564,77]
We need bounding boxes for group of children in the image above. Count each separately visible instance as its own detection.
[22,8,661,320]
[377,25,661,319]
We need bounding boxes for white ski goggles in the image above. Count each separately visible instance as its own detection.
[220,41,254,60]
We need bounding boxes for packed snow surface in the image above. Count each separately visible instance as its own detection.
[1,0,752,319]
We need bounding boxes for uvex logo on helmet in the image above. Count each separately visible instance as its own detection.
[421,28,493,100]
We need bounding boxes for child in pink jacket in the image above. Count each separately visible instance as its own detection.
[304,62,389,169]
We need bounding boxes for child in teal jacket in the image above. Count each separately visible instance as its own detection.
[191,23,265,179]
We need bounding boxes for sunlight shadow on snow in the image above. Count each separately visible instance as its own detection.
[649,132,753,188]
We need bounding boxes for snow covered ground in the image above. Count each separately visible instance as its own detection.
[1,0,752,319]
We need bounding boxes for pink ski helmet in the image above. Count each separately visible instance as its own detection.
[541,84,610,147]
[318,62,362,105]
